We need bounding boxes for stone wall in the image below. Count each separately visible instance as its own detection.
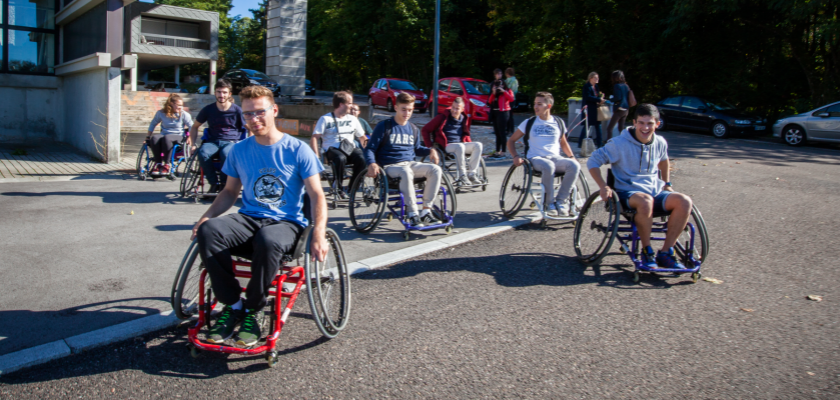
[64,68,122,163]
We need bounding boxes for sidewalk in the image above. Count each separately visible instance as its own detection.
[0,143,134,183]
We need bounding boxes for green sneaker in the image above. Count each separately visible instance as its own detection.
[236,309,262,347]
[207,306,242,344]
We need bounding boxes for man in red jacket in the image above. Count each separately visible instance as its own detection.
[421,98,483,185]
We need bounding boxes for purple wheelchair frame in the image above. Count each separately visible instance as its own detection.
[386,182,453,233]
[616,210,701,276]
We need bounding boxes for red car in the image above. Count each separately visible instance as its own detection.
[369,78,429,112]
[431,77,492,123]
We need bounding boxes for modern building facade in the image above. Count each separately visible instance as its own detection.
[266,0,305,96]
[0,0,218,163]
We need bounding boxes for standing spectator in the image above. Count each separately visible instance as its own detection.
[489,69,514,159]
[607,70,630,141]
[504,67,519,137]
[578,72,605,148]
[147,93,193,175]
[349,104,373,136]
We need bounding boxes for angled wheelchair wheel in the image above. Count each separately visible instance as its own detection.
[348,168,388,234]
[568,170,592,217]
[573,191,620,265]
[674,204,710,264]
[305,228,351,339]
[499,162,532,219]
[434,173,457,219]
[180,153,200,197]
[171,239,210,320]
[136,143,151,180]
[169,145,187,180]
[478,157,489,191]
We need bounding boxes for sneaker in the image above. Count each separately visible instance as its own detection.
[656,248,686,270]
[337,189,349,200]
[207,184,220,194]
[454,176,467,186]
[546,203,559,217]
[161,164,171,175]
[420,211,441,225]
[151,164,161,175]
[468,174,482,185]
[555,201,570,217]
[408,215,424,228]
[236,309,262,347]
[641,247,658,269]
[207,306,242,344]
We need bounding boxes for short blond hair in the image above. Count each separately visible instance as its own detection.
[238,85,275,104]
[396,92,415,105]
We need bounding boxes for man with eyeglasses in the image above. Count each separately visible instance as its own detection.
[188,79,247,193]
[191,85,328,347]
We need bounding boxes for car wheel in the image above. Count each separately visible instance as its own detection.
[387,98,394,112]
[783,125,806,147]
[711,120,730,138]
[659,117,668,132]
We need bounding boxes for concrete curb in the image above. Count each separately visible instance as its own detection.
[0,214,539,375]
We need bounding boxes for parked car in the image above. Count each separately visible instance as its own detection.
[369,78,429,113]
[773,101,840,146]
[196,86,209,94]
[149,82,187,93]
[430,77,492,123]
[222,68,281,96]
[656,95,766,138]
[513,92,531,112]
[305,79,316,95]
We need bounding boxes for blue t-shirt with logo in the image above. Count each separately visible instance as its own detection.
[222,134,324,226]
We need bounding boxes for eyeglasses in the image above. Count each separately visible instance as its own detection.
[243,107,274,120]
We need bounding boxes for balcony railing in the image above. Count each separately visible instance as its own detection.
[139,34,209,50]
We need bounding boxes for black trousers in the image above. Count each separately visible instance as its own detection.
[491,110,509,153]
[506,109,515,135]
[197,213,304,311]
[149,134,181,163]
[326,147,365,189]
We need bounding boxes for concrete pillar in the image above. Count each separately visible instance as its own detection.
[130,63,138,91]
[209,60,217,94]
[174,65,180,85]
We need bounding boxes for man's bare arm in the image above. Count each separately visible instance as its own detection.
[303,174,328,262]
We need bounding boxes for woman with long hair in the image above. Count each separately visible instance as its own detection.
[578,72,605,148]
[488,68,515,158]
[607,70,631,141]
[147,93,194,175]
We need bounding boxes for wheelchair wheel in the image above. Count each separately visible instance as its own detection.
[568,171,592,216]
[348,168,388,234]
[305,228,351,339]
[180,153,200,197]
[434,173,458,219]
[573,191,620,265]
[478,158,488,191]
[171,239,210,320]
[499,162,532,219]
[674,204,710,264]
[136,144,151,180]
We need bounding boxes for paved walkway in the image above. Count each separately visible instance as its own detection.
[0,144,134,183]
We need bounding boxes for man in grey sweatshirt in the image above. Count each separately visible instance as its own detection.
[586,104,693,270]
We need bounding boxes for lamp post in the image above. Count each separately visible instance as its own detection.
[431,0,440,118]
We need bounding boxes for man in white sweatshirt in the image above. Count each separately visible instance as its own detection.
[586,104,693,270]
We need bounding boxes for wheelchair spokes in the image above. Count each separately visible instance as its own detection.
[573,192,620,265]
[306,229,350,337]
[499,162,532,219]
[349,170,387,233]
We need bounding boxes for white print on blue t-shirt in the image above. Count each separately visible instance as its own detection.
[390,131,415,146]
[254,170,287,209]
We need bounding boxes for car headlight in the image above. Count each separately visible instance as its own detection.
[734,119,751,125]
[469,98,486,107]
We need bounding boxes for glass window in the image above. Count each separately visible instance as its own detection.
[660,96,681,107]
[8,30,55,73]
[9,0,55,29]
[450,80,463,94]
[682,97,705,110]
[438,79,450,92]
[826,104,840,117]
[463,80,490,95]
[388,80,418,90]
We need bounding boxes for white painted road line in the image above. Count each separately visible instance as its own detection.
[0,213,540,376]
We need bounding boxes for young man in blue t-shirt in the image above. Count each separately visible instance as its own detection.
[586,104,694,270]
[191,85,328,347]
[364,92,441,227]
[188,79,247,193]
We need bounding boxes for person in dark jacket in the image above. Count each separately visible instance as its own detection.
[607,70,630,141]
[421,97,482,186]
[578,72,605,148]
[489,69,515,158]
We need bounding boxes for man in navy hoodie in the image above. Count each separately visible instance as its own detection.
[365,93,441,227]
[587,104,694,270]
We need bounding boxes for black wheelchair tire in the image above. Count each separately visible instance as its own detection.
[136,143,150,180]
[348,167,388,234]
[437,173,458,218]
[573,191,620,265]
[675,204,710,264]
[305,228,351,339]
[499,162,532,219]
[171,239,208,320]
[180,153,200,197]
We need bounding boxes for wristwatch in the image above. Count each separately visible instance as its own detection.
[664,182,672,187]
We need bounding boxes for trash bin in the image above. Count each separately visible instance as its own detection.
[567,97,583,128]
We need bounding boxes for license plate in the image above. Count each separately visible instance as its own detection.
[755,126,766,131]
[415,100,423,104]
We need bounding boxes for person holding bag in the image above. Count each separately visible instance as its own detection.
[607,70,634,141]
[311,91,367,199]
[578,72,605,148]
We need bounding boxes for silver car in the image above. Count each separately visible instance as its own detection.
[773,101,840,146]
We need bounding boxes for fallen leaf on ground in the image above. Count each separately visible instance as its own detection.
[130,210,134,215]
[806,295,823,302]
[740,308,754,312]
[735,162,742,164]
[703,164,708,166]
[807,372,815,376]
[775,177,780,180]
[722,180,727,182]
[703,277,723,284]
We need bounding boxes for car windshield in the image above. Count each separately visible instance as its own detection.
[463,80,491,95]
[703,98,737,111]
[243,70,271,80]
[388,80,418,90]
[306,80,311,85]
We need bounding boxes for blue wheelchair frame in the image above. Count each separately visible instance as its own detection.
[136,130,189,181]
[180,128,248,201]
[385,176,454,239]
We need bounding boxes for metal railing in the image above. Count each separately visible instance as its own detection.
[139,34,209,50]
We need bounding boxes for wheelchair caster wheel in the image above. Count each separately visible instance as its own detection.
[266,351,278,367]
[387,214,393,222]
[632,272,641,283]
[539,219,547,229]
[330,200,337,209]
[445,225,453,234]
[189,345,200,358]
[482,185,487,192]
[691,272,701,283]
[139,174,147,181]
[529,202,536,210]
[403,232,410,241]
